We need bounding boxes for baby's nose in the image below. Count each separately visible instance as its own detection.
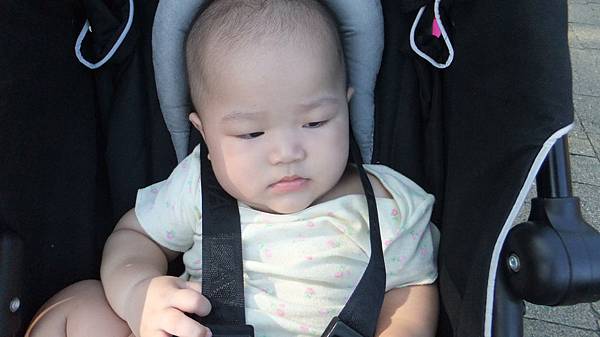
[269,133,306,165]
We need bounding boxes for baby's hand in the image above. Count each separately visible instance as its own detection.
[133,276,212,337]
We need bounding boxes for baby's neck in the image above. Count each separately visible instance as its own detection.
[312,165,361,205]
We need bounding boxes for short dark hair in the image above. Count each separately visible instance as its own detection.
[185,0,345,110]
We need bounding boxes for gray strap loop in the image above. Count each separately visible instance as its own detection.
[75,0,135,70]
[410,0,455,69]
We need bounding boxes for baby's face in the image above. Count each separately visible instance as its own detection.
[190,40,351,214]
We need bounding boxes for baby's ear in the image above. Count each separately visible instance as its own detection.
[346,87,355,102]
[189,112,205,139]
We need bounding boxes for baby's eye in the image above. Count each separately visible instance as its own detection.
[303,120,328,128]
[237,132,264,139]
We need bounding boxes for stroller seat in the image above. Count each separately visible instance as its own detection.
[1,0,599,336]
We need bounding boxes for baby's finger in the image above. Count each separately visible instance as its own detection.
[170,288,212,317]
[161,308,212,337]
[186,281,202,293]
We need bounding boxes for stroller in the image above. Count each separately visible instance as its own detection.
[1,0,599,336]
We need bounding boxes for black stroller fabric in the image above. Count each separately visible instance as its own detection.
[0,0,175,332]
[374,0,573,336]
[77,0,177,219]
[0,1,107,327]
[1,0,575,336]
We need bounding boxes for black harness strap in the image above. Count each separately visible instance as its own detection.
[200,139,247,326]
[198,131,386,337]
[329,133,386,337]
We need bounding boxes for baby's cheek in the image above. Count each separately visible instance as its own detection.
[322,126,348,161]
[224,174,265,206]
[211,166,249,201]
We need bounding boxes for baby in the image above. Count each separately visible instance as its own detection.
[27,1,439,337]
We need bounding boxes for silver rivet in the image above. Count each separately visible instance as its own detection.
[9,297,20,313]
[508,254,521,273]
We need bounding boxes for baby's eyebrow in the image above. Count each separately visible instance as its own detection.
[220,96,340,124]
[221,110,264,123]
[298,96,340,111]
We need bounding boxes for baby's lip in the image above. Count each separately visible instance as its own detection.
[277,175,302,182]
[269,175,309,192]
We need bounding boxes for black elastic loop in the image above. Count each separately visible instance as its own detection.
[199,139,246,326]
[334,131,386,337]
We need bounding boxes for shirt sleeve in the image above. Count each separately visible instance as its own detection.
[134,146,202,252]
[365,165,439,290]
[383,197,439,290]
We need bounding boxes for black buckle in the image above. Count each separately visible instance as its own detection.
[321,317,364,337]
[205,324,255,337]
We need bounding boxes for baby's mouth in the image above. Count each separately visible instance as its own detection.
[269,175,309,192]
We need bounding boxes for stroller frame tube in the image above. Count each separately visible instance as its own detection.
[536,136,573,199]
[492,260,524,337]
[0,228,25,337]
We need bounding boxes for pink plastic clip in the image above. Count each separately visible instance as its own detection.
[432,18,442,38]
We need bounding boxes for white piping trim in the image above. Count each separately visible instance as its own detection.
[409,0,455,69]
[483,123,574,337]
[75,0,135,70]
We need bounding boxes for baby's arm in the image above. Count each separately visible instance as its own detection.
[375,284,439,337]
[100,209,212,337]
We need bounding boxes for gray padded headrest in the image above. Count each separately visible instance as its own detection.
[153,0,383,163]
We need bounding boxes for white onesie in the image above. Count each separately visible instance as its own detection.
[135,145,439,337]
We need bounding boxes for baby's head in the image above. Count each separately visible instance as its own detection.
[186,0,353,214]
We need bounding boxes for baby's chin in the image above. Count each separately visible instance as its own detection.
[248,198,315,215]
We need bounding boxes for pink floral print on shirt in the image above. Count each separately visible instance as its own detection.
[334,265,351,278]
[304,287,316,298]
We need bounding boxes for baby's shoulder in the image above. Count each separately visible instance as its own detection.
[364,167,393,199]
[321,165,392,202]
